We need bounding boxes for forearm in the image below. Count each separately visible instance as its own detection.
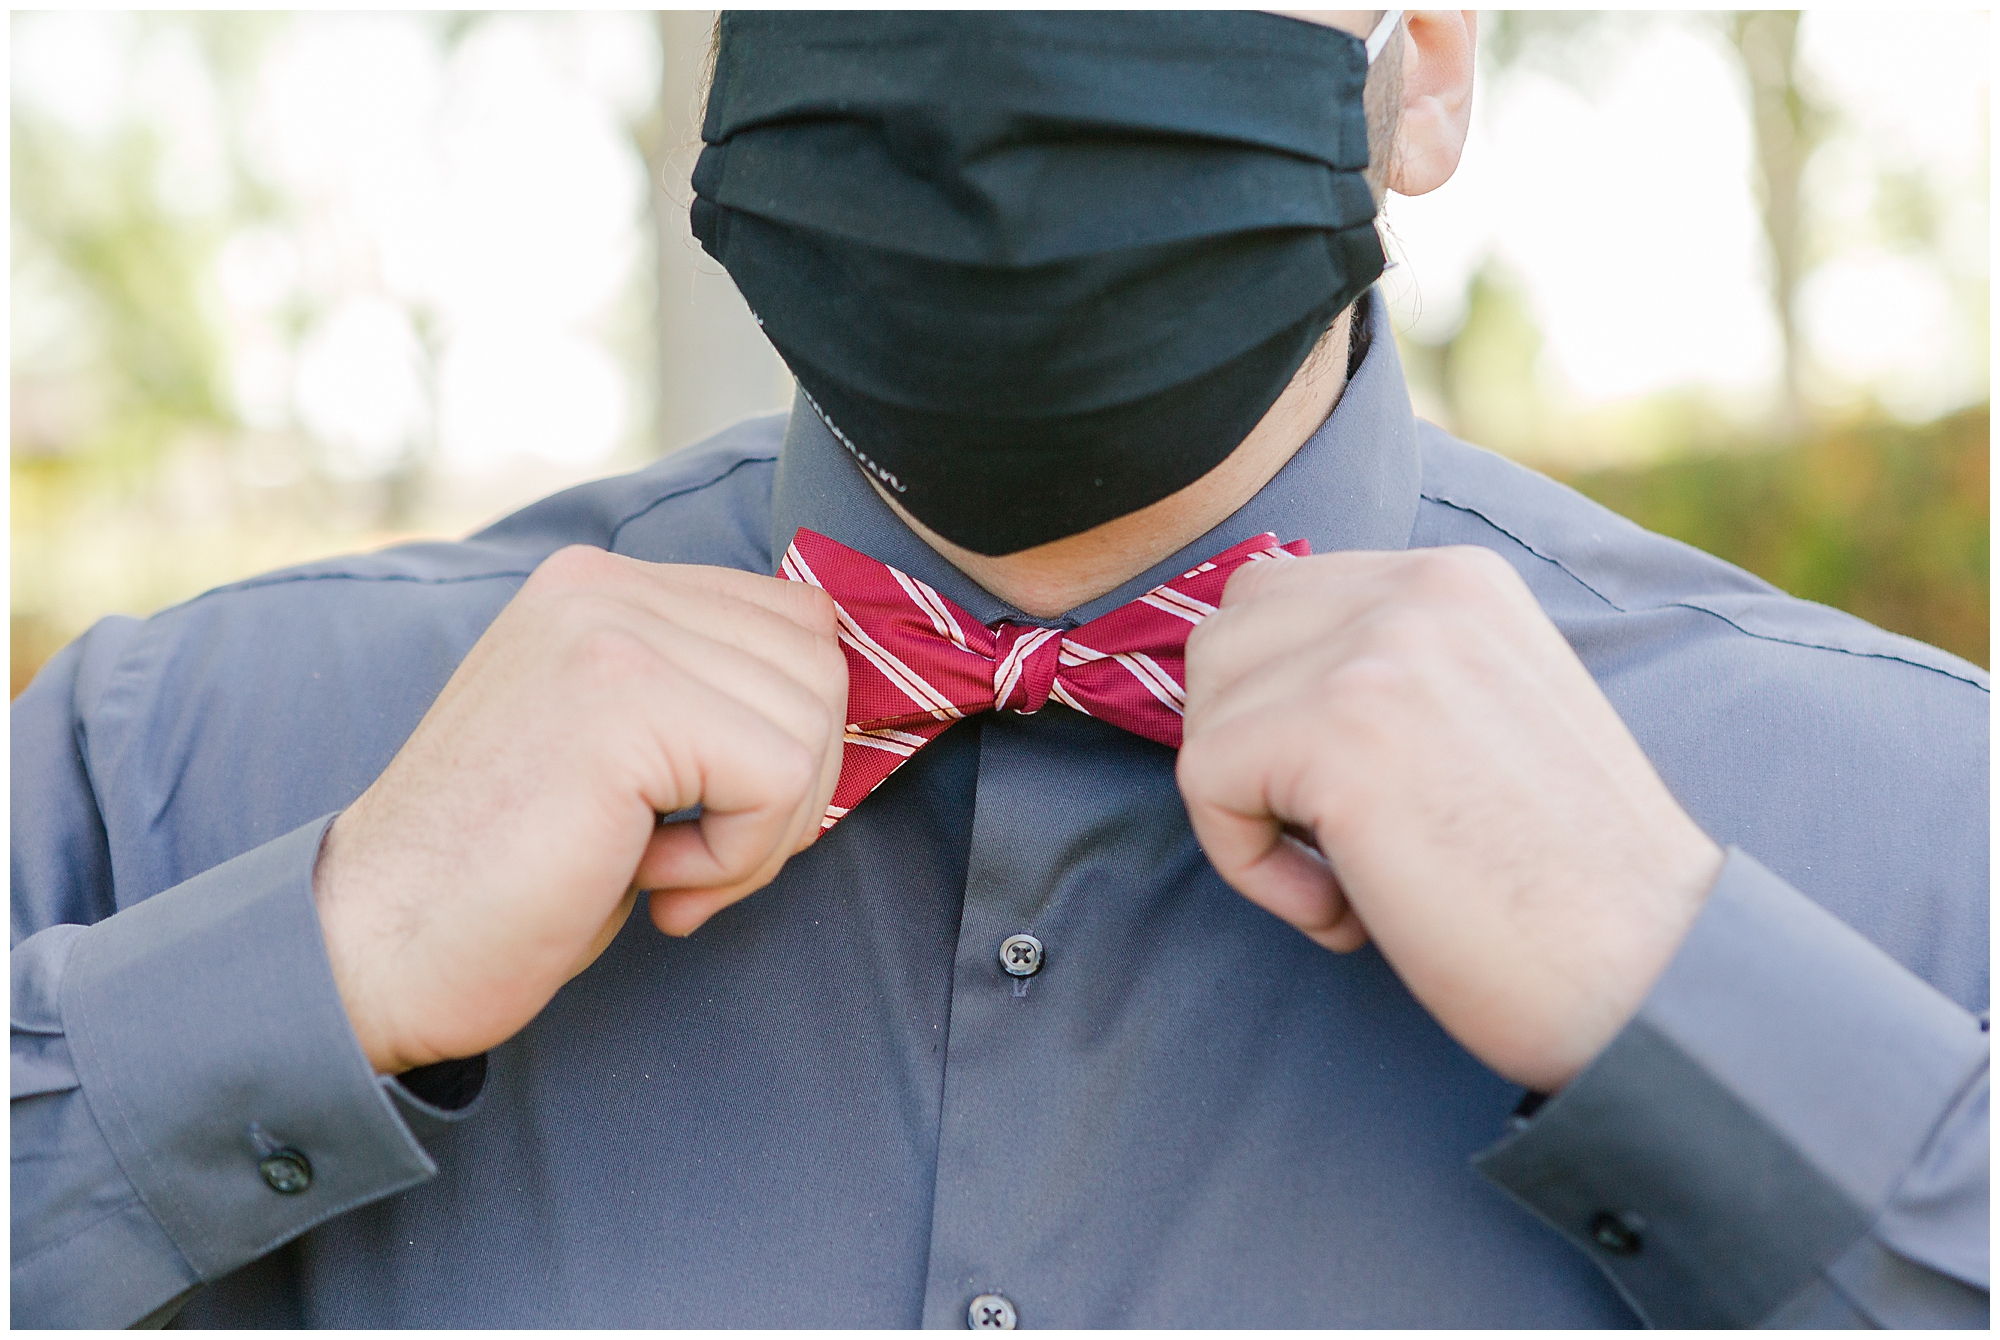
[11,818,456,1327]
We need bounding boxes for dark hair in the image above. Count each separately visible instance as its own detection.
[1315,17,1406,377]
[696,14,722,133]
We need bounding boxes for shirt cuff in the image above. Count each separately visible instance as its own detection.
[58,815,442,1299]
[1472,847,1989,1327]
[384,1055,489,1145]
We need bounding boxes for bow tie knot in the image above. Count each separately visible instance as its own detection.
[992,624,1065,716]
[780,527,1311,830]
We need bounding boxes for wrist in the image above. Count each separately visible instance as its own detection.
[312,810,417,1076]
[1540,830,1727,1090]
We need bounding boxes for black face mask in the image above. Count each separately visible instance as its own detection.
[692,11,1388,556]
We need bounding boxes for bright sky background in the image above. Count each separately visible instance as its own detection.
[14,11,661,485]
[11,10,1992,483]
[1383,10,1990,422]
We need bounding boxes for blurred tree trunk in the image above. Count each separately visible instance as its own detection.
[1482,12,1830,439]
[637,11,792,457]
[1727,11,1826,439]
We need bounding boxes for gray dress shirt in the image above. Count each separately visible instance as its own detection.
[12,297,1989,1328]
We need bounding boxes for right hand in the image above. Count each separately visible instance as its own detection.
[312,544,847,1076]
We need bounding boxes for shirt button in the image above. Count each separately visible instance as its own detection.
[968,1293,1018,1329]
[258,1149,314,1195]
[1589,1210,1643,1256]
[999,934,1043,977]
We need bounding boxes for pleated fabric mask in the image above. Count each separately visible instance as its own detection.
[693,11,1394,555]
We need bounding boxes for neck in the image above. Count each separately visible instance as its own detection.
[876,306,1354,619]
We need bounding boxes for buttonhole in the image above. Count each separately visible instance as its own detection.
[1589,1210,1645,1257]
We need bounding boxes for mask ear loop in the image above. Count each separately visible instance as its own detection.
[1364,9,1404,64]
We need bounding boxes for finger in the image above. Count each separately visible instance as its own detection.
[520,583,845,779]
[638,713,844,938]
[613,590,849,773]
[1218,547,1494,611]
[639,560,840,637]
[635,619,845,763]
[1191,549,1526,717]
[530,545,834,636]
[526,548,843,680]
[1308,906,1370,954]
[572,885,641,973]
[600,580,845,695]
[641,797,827,936]
[1188,785,1359,931]
[1186,581,1496,749]
[801,715,845,852]
[648,882,754,938]
[640,749,821,893]
[1216,548,1406,616]
[620,583,846,855]
[1189,563,1391,712]
[1178,703,1374,951]
[628,673,830,893]
[635,799,808,931]
[1275,834,1370,952]
[634,619,847,852]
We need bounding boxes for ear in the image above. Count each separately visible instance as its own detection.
[1386,11,1477,197]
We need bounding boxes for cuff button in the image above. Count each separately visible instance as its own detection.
[259,1149,314,1195]
[1589,1210,1643,1256]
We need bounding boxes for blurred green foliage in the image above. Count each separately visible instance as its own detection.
[12,15,285,478]
[13,20,254,699]
[11,10,1990,703]
[12,112,232,476]
[1557,404,1990,668]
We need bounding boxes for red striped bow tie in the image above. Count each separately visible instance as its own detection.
[779,527,1312,831]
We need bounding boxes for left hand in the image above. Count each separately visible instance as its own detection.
[1176,546,1723,1092]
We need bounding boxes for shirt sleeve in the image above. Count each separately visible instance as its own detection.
[1473,847,1989,1328]
[10,634,481,1329]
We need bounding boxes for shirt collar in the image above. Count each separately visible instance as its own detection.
[767,289,1422,627]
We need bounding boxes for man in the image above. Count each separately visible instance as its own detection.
[11,11,1988,1329]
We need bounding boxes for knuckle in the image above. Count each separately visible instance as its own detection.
[791,582,840,634]
[1409,546,1513,603]
[1317,653,1415,726]
[1376,605,1442,656]
[1221,555,1285,606]
[1183,610,1223,660]
[740,566,830,617]
[532,543,619,592]
[796,693,836,746]
[1174,737,1217,799]
[566,623,654,684]
[1402,547,1469,594]
[814,636,850,693]
[1174,721,1243,799]
[1455,544,1521,595]
[1331,651,1413,699]
[762,735,820,799]
[715,569,839,636]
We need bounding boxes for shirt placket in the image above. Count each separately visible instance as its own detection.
[917,706,1192,1328]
